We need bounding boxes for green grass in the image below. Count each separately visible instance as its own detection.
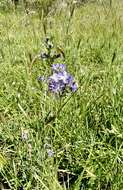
[1,0,123,189]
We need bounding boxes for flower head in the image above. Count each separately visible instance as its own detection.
[48,69,77,94]
[38,63,77,94]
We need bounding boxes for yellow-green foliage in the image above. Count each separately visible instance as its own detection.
[25,0,57,11]
[0,153,7,170]
[1,0,123,189]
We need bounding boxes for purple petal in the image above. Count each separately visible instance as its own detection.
[48,73,59,82]
[57,71,70,84]
[66,73,74,85]
[48,68,78,94]
[47,149,54,157]
[52,64,66,73]
[49,81,59,93]
[70,82,78,92]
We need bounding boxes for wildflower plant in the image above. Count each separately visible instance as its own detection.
[39,38,77,95]
[38,37,78,123]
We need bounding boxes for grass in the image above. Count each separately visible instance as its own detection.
[1,0,123,189]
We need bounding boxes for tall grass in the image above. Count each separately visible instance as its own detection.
[1,0,123,189]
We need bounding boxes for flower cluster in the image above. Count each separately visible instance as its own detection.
[38,63,77,95]
[38,38,77,95]
[48,64,77,94]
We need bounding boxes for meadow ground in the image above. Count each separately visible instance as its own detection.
[1,0,123,189]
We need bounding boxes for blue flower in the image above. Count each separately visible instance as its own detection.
[38,63,78,94]
[70,82,78,92]
[48,73,66,93]
[48,70,77,94]
[52,64,66,73]
[47,149,54,157]
[58,71,74,86]
[48,80,60,93]
[48,73,60,82]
